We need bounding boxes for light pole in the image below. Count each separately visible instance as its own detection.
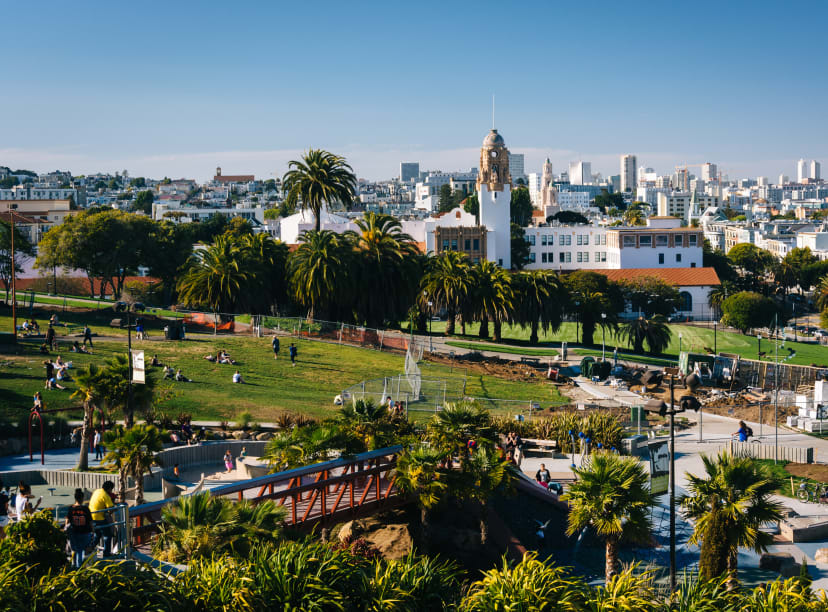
[4,204,23,341]
[713,321,717,355]
[757,333,762,360]
[601,313,606,360]
[574,300,580,345]
[678,333,682,365]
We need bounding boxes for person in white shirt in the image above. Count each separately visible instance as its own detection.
[232,371,244,384]
[14,482,41,521]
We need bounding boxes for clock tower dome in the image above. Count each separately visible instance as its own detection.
[476,129,512,269]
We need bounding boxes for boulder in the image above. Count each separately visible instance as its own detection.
[759,552,796,572]
[364,524,413,560]
[815,548,828,565]
[231,430,250,440]
[255,432,273,441]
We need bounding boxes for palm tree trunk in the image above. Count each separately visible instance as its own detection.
[118,466,128,504]
[214,310,218,336]
[420,507,430,554]
[605,536,619,584]
[479,503,489,547]
[726,548,739,590]
[446,309,456,335]
[77,402,91,471]
[493,318,502,342]
[460,315,466,336]
[530,320,539,345]
[479,315,489,339]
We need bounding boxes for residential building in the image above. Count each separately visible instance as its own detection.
[0,200,75,244]
[701,163,718,182]
[213,167,254,184]
[620,154,637,193]
[509,153,525,184]
[797,159,821,183]
[399,162,419,183]
[657,191,719,221]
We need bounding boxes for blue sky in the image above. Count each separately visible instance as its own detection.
[2,0,826,182]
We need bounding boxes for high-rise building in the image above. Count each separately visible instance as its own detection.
[796,159,819,182]
[569,161,592,185]
[477,129,512,269]
[701,163,717,182]
[620,154,637,193]
[797,159,808,183]
[810,160,821,181]
[756,176,769,187]
[509,153,525,184]
[779,174,789,185]
[399,162,419,183]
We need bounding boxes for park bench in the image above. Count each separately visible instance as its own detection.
[521,437,558,455]
[520,357,542,367]
[110,318,123,328]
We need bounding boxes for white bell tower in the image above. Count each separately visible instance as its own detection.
[477,129,512,269]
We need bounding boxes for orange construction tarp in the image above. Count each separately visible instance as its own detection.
[183,312,235,331]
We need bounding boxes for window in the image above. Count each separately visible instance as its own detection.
[464,239,471,251]
[679,291,692,312]
[658,253,665,264]
[577,252,583,262]
[656,235,668,247]
[565,252,571,263]
[583,252,589,262]
[691,262,696,268]
[583,235,589,245]
[597,252,607,262]
[688,234,698,246]
[674,234,683,247]
[527,235,536,245]
[451,239,457,250]
[547,235,553,246]
[529,253,536,263]
[639,235,652,247]
[541,235,547,246]
[623,235,636,247]
[559,252,565,263]
[676,253,682,262]
[473,239,479,250]
[542,253,548,263]
[442,239,449,250]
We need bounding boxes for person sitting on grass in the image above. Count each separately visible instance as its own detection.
[30,319,39,334]
[46,376,66,391]
[203,353,217,362]
[56,366,71,383]
[71,340,90,354]
[232,370,244,384]
[39,343,50,354]
[219,350,236,365]
[163,365,174,380]
[150,354,161,367]
[175,369,190,382]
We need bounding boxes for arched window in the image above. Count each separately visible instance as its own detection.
[679,291,692,312]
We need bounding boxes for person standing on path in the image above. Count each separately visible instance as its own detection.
[93,429,104,461]
[272,335,280,360]
[44,360,54,388]
[83,325,93,347]
[89,481,116,557]
[46,325,56,350]
[65,488,94,568]
[289,343,297,367]
[223,450,234,473]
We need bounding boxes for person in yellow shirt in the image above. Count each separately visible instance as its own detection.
[89,481,115,556]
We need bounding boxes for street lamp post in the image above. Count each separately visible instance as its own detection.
[601,313,606,360]
[713,321,717,355]
[574,301,580,345]
[757,333,762,360]
[678,334,682,365]
[5,204,22,341]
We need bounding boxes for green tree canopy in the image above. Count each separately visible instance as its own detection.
[703,240,737,283]
[438,184,454,213]
[282,149,357,231]
[509,186,533,226]
[618,276,682,317]
[727,243,774,292]
[548,210,589,225]
[593,189,625,212]
[131,190,154,214]
[564,271,623,345]
[509,223,531,270]
[721,291,777,334]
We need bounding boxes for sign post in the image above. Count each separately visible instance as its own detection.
[131,350,145,384]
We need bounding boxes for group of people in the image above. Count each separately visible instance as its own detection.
[384,396,405,417]
[43,356,73,390]
[64,481,118,567]
[170,420,206,446]
[204,349,237,365]
[162,364,190,382]
[271,336,298,366]
[502,431,524,467]
[20,319,40,335]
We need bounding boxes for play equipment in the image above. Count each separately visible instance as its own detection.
[28,406,106,465]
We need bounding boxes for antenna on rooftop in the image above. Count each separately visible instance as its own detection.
[492,94,495,130]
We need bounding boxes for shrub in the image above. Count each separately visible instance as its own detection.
[367,551,463,611]
[0,511,67,578]
[175,556,258,611]
[234,411,253,430]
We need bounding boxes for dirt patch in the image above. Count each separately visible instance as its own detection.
[425,353,548,384]
[785,463,828,482]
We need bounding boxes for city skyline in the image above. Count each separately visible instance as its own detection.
[2,0,826,182]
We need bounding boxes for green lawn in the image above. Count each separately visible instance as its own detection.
[0,331,564,423]
[426,321,828,367]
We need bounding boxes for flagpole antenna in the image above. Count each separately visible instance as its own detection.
[492,95,495,129]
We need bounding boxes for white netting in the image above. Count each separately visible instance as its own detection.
[404,340,422,400]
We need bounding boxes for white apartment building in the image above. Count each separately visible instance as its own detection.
[636,186,671,207]
[528,172,542,206]
[657,191,719,222]
[0,185,80,203]
[797,231,828,260]
[798,158,821,182]
[701,163,718,182]
[152,202,264,226]
[620,155,637,193]
[569,161,592,185]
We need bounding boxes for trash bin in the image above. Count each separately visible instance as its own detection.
[580,356,595,378]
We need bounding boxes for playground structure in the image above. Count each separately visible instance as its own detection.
[28,406,105,465]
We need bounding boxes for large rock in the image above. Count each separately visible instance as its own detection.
[815,548,828,565]
[231,430,250,440]
[759,552,796,572]
[255,432,273,441]
[337,517,413,560]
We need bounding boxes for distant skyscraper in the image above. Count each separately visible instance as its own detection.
[779,174,789,185]
[569,161,592,185]
[797,159,808,183]
[810,160,821,181]
[701,163,717,182]
[509,153,525,184]
[620,154,637,193]
[756,176,769,187]
[400,162,419,183]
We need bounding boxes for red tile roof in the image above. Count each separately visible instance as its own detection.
[591,267,721,287]
[214,174,255,183]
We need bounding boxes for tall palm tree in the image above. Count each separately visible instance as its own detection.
[345,212,419,328]
[623,208,646,226]
[816,275,828,311]
[70,363,105,471]
[177,236,249,333]
[103,423,164,504]
[680,452,784,589]
[621,315,672,355]
[459,447,513,546]
[238,232,290,314]
[565,271,620,346]
[393,446,448,551]
[707,281,737,319]
[511,270,566,344]
[563,452,655,583]
[282,149,357,232]
[471,260,514,341]
[289,230,348,321]
[419,251,472,336]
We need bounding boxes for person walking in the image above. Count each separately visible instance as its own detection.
[89,481,116,557]
[65,488,94,568]
[272,335,280,360]
[93,429,104,461]
[83,325,93,348]
[46,325,56,351]
[223,450,234,473]
[289,343,297,367]
[44,360,54,389]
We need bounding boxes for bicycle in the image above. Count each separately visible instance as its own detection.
[796,481,828,503]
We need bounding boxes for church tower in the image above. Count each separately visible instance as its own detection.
[477,129,512,269]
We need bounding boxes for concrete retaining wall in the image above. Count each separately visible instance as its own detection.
[721,441,814,464]
[5,470,122,490]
